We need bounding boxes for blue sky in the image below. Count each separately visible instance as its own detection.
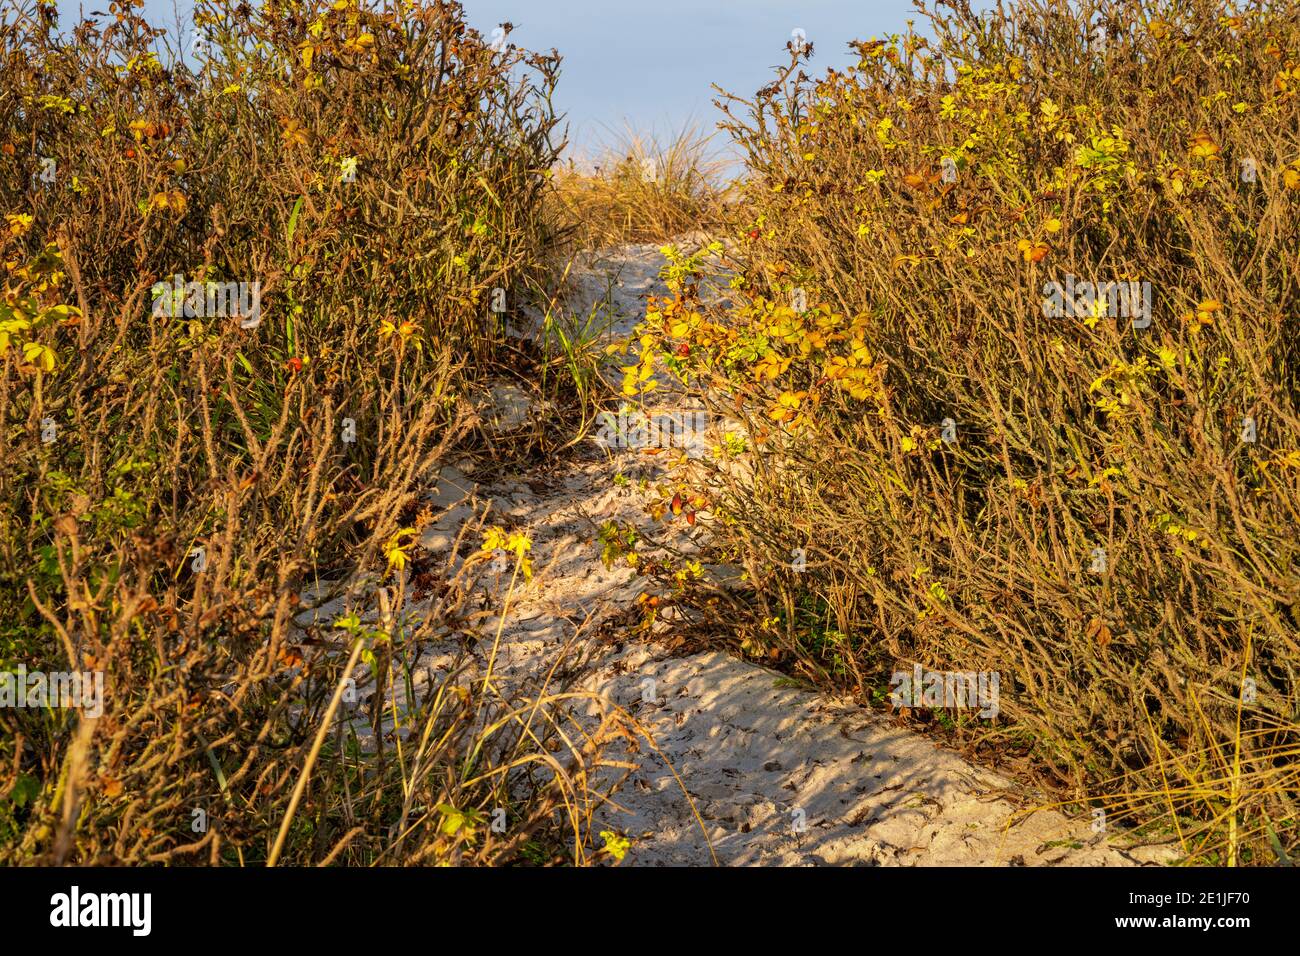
[458,0,924,156]
[54,0,942,156]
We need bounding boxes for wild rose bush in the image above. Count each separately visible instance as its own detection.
[0,0,623,865]
[638,0,1300,863]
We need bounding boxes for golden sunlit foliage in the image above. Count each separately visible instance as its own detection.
[637,0,1300,865]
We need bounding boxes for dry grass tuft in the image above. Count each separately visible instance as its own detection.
[548,125,730,248]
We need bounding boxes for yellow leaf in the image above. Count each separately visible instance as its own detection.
[22,341,56,372]
[1188,130,1220,159]
[599,830,631,862]
[384,528,418,577]
[5,213,33,237]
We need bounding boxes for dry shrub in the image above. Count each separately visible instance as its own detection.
[0,0,631,865]
[638,0,1300,864]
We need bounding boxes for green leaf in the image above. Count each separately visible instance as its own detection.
[435,803,467,835]
[1266,824,1293,866]
[286,195,304,246]
[6,774,39,808]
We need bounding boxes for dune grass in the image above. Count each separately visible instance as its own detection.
[547,125,731,249]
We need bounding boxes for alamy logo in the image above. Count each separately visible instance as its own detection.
[594,403,710,452]
[1042,274,1151,328]
[1,666,103,718]
[151,274,261,328]
[50,886,151,936]
[890,664,1000,718]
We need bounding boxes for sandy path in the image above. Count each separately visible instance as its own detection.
[374,242,1173,866]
